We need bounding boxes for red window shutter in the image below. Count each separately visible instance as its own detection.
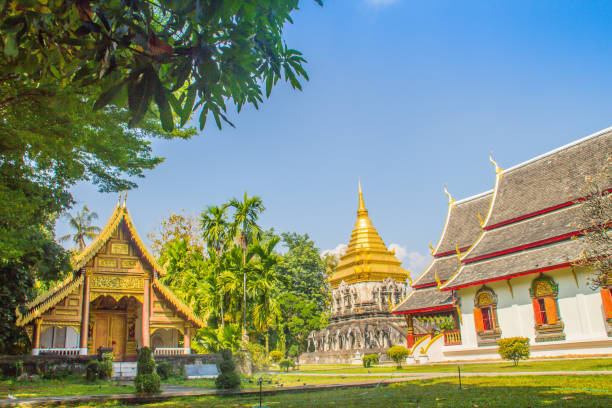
[473,308,484,332]
[532,299,543,325]
[601,289,612,319]
[543,297,558,324]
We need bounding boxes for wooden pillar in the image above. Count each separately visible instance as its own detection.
[183,325,191,354]
[79,272,90,354]
[142,278,151,347]
[405,314,415,348]
[32,319,42,355]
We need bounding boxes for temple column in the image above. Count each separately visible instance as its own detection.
[405,314,415,348]
[142,278,151,347]
[79,271,91,355]
[32,319,42,355]
[183,325,191,354]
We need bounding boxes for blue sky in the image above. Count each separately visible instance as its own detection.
[57,0,612,277]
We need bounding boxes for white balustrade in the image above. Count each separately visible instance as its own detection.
[153,347,186,356]
[38,348,81,356]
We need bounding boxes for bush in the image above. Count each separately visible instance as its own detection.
[362,354,379,368]
[134,373,161,393]
[498,337,530,366]
[216,349,240,390]
[279,359,294,372]
[135,347,160,393]
[269,350,284,364]
[42,367,72,380]
[386,345,410,369]
[156,361,172,380]
[288,345,300,358]
[246,342,269,372]
[98,352,113,380]
[86,360,100,382]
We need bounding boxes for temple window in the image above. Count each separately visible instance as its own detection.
[599,280,612,337]
[530,276,565,342]
[473,286,501,346]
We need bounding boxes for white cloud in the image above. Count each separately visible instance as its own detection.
[321,243,348,259]
[364,0,399,6]
[389,243,431,275]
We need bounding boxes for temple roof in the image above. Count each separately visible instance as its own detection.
[17,201,204,327]
[328,183,409,288]
[433,191,493,256]
[392,286,454,314]
[482,127,612,229]
[441,128,611,291]
[443,238,584,290]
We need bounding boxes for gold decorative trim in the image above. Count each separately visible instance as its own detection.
[152,280,204,327]
[99,258,117,268]
[122,259,138,268]
[91,275,144,290]
[17,275,84,326]
[111,243,129,255]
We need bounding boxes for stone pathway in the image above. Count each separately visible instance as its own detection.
[0,371,610,407]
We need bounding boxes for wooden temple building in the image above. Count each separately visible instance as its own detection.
[16,198,204,361]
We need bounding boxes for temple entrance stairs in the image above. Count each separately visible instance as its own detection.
[112,362,137,379]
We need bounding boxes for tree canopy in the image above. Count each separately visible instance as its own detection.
[1,0,322,131]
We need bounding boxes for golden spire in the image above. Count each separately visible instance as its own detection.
[328,182,409,288]
[358,179,367,214]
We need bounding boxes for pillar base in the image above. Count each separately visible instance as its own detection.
[31,348,40,356]
[79,348,88,355]
[184,347,191,355]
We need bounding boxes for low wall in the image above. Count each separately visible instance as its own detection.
[0,354,96,376]
[156,353,223,375]
[299,348,391,365]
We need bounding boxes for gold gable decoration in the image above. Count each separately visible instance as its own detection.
[152,280,204,327]
[17,274,84,326]
[328,182,409,288]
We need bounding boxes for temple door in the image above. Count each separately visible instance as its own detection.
[93,313,127,361]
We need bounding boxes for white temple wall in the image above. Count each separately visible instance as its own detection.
[440,266,611,362]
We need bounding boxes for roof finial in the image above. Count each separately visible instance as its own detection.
[117,191,123,207]
[358,179,367,213]
[428,241,435,255]
[122,191,127,208]
[443,185,455,204]
[489,153,503,174]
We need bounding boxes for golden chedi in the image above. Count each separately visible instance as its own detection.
[301,183,411,364]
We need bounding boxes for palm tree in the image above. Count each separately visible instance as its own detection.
[201,205,231,327]
[201,205,230,255]
[59,205,101,251]
[250,235,283,351]
[228,192,265,344]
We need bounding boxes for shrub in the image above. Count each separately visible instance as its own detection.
[135,347,160,393]
[156,361,172,380]
[98,352,113,380]
[362,354,379,368]
[42,367,72,380]
[288,345,300,358]
[279,359,294,372]
[386,345,410,369]
[246,342,269,372]
[216,349,240,390]
[134,373,161,393]
[498,337,530,366]
[86,360,100,382]
[269,350,284,364]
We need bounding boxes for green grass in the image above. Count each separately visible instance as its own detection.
[0,377,133,398]
[296,357,612,374]
[57,375,612,407]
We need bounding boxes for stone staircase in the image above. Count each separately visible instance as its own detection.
[112,362,137,379]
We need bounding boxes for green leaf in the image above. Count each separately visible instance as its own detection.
[93,81,125,111]
[265,72,274,98]
[153,77,174,131]
[199,105,208,131]
[4,33,18,57]
[180,87,197,126]
[128,69,155,127]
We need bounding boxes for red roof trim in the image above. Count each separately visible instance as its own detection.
[434,246,471,258]
[441,262,572,291]
[484,189,612,231]
[412,282,439,289]
[392,304,455,315]
[462,231,582,263]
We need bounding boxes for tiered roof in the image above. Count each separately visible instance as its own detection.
[442,127,612,291]
[393,191,492,314]
[328,183,409,288]
[17,202,204,327]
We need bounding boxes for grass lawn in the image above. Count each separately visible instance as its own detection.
[296,357,612,374]
[0,377,133,398]
[165,374,395,389]
[56,375,612,407]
